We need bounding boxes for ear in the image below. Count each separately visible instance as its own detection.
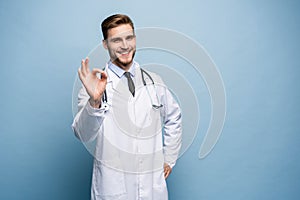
[102,39,108,50]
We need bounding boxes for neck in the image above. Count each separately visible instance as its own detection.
[112,60,133,72]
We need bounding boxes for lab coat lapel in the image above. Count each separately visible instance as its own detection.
[106,67,127,96]
[106,63,143,97]
[134,65,143,91]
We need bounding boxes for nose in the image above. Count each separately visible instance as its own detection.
[121,39,129,49]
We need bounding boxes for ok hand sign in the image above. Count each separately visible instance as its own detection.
[78,57,107,108]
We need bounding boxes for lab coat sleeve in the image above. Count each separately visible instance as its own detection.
[161,82,182,169]
[72,87,106,142]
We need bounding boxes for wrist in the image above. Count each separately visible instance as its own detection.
[89,98,101,108]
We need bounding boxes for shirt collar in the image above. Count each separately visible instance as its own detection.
[108,60,136,78]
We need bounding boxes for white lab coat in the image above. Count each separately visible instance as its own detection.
[72,62,182,200]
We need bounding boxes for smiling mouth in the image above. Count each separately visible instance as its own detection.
[117,49,132,56]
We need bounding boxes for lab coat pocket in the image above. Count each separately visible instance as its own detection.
[92,161,127,198]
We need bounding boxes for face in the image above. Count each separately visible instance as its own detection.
[103,24,136,70]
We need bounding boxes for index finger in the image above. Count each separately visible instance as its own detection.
[100,71,108,80]
[91,68,108,80]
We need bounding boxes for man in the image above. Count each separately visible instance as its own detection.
[72,14,182,200]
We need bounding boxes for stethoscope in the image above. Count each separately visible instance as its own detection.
[102,68,163,111]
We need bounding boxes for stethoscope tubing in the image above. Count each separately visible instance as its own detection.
[102,67,163,110]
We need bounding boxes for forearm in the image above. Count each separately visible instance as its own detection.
[72,87,105,142]
[163,90,182,168]
[72,100,105,142]
[163,113,182,168]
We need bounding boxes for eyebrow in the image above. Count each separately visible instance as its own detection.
[109,37,122,42]
[108,33,136,41]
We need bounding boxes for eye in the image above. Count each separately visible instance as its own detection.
[126,35,135,41]
[111,38,122,43]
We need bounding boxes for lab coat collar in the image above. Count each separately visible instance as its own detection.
[106,61,141,92]
[108,60,136,78]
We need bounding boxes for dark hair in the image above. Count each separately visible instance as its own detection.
[101,14,134,40]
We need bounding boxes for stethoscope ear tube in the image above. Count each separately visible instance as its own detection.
[141,68,155,86]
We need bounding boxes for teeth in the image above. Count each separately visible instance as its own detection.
[121,52,129,55]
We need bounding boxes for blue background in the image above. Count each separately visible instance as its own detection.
[0,0,299,199]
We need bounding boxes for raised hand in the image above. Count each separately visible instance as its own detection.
[78,57,107,108]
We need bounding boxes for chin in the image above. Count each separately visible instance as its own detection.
[121,58,133,65]
[118,56,134,66]
[120,60,133,67]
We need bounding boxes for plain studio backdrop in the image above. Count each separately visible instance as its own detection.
[0,0,299,199]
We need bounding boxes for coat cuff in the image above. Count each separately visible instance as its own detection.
[85,100,106,117]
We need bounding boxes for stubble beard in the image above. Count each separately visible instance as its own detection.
[111,49,136,69]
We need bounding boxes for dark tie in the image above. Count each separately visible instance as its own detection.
[124,72,135,96]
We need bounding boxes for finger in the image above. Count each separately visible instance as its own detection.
[78,68,85,83]
[164,164,172,179]
[81,59,87,76]
[92,68,107,81]
[164,169,170,179]
[100,71,108,80]
[91,68,102,75]
[164,166,168,177]
[85,57,90,73]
